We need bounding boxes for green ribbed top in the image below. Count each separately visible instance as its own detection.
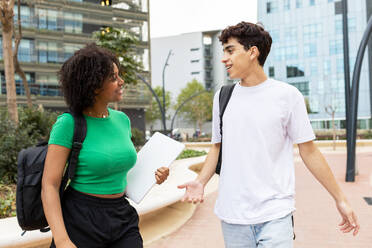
[48,108,137,194]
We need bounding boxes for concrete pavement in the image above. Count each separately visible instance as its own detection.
[147,147,372,248]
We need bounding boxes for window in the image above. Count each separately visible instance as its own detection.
[47,10,58,31]
[289,81,309,96]
[191,71,200,75]
[284,0,290,10]
[18,39,35,62]
[287,65,305,78]
[64,43,84,61]
[47,42,58,63]
[304,43,317,57]
[323,60,331,76]
[335,17,342,34]
[348,17,356,32]
[269,66,275,77]
[14,5,32,28]
[64,12,83,33]
[269,29,279,42]
[309,0,315,6]
[329,39,343,55]
[303,23,322,40]
[14,73,35,95]
[266,1,278,14]
[310,61,318,76]
[274,43,298,61]
[38,9,47,29]
[190,48,200,51]
[296,0,302,8]
[337,58,344,74]
[285,27,297,41]
[37,9,60,31]
[38,42,48,63]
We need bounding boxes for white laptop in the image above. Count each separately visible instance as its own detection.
[125,132,185,204]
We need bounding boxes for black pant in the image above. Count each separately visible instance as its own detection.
[50,187,143,248]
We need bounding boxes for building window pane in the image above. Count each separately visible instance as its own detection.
[266,1,278,14]
[38,42,48,63]
[323,60,331,76]
[47,10,58,30]
[309,0,315,6]
[38,9,47,29]
[284,0,290,10]
[296,0,302,8]
[286,65,305,78]
[48,42,58,63]
[303,23,322,40]
[304,43,317,57]
[269,66,275,77]
[289,81,309,96]
[329,39,343,55]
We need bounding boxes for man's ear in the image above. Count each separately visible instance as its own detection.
[250,46,260,60]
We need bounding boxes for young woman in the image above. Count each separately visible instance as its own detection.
[41,43,169,248]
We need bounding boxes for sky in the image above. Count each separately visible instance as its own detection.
[149,0,257,38]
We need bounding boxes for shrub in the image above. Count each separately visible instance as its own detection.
[177,149,207,160]
[0,183,16,218]
[0,107,59,184]
[131,128,145,147]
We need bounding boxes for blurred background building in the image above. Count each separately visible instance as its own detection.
[151,30,234,100]
[0,0,151,131]
[259,0,372,130]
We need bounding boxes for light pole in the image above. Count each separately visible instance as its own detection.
[346,16,372,182]
[162,50,172,131]
[136,73,166,132]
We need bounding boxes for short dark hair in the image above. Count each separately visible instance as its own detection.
[219,22,272,66]
[59,43,119,113]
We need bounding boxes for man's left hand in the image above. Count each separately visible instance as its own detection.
[336,200,360,236]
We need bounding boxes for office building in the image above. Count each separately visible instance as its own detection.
[258,0,372,129]
[0,0,151,130]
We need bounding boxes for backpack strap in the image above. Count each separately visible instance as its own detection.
[219,83,236,137]
[59,112,87,195]
[215,83,236,175]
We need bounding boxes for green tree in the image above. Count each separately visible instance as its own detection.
[176,79,213,131]
[93,27,143,85]
[145,86,171,127]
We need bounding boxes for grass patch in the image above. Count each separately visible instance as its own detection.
[177,149,207,160]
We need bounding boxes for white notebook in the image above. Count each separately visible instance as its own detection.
[126,132,185,204]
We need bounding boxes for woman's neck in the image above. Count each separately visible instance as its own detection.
[83,103,109,118]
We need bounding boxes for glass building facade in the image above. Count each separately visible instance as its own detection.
[258,0,372,129]
[0,0,151,127]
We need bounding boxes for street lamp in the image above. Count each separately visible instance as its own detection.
[162,49,172,131]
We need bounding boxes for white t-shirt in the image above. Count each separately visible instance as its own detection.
[211,78,315,225]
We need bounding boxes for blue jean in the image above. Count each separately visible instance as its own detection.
[221,213,294,248]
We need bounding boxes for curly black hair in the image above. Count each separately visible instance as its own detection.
[58,43,120,113]
[219,22,272,66]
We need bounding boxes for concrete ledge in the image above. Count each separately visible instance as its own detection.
[0,156,206,248]
[185,139,372,148]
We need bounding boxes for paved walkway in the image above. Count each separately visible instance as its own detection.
[147,148,372,248]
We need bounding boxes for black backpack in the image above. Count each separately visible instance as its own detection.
[215,83,236,175]
[16,112,87,233]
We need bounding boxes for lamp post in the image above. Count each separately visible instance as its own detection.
[346,16,372,182]
[162,50,172,131]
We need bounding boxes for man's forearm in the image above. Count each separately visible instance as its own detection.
[197,143,221,186]
[299,142,346,202]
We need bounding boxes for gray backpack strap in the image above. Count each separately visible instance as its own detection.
[216,83,236,175]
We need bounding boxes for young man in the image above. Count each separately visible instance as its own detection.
[178,22,359,247]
